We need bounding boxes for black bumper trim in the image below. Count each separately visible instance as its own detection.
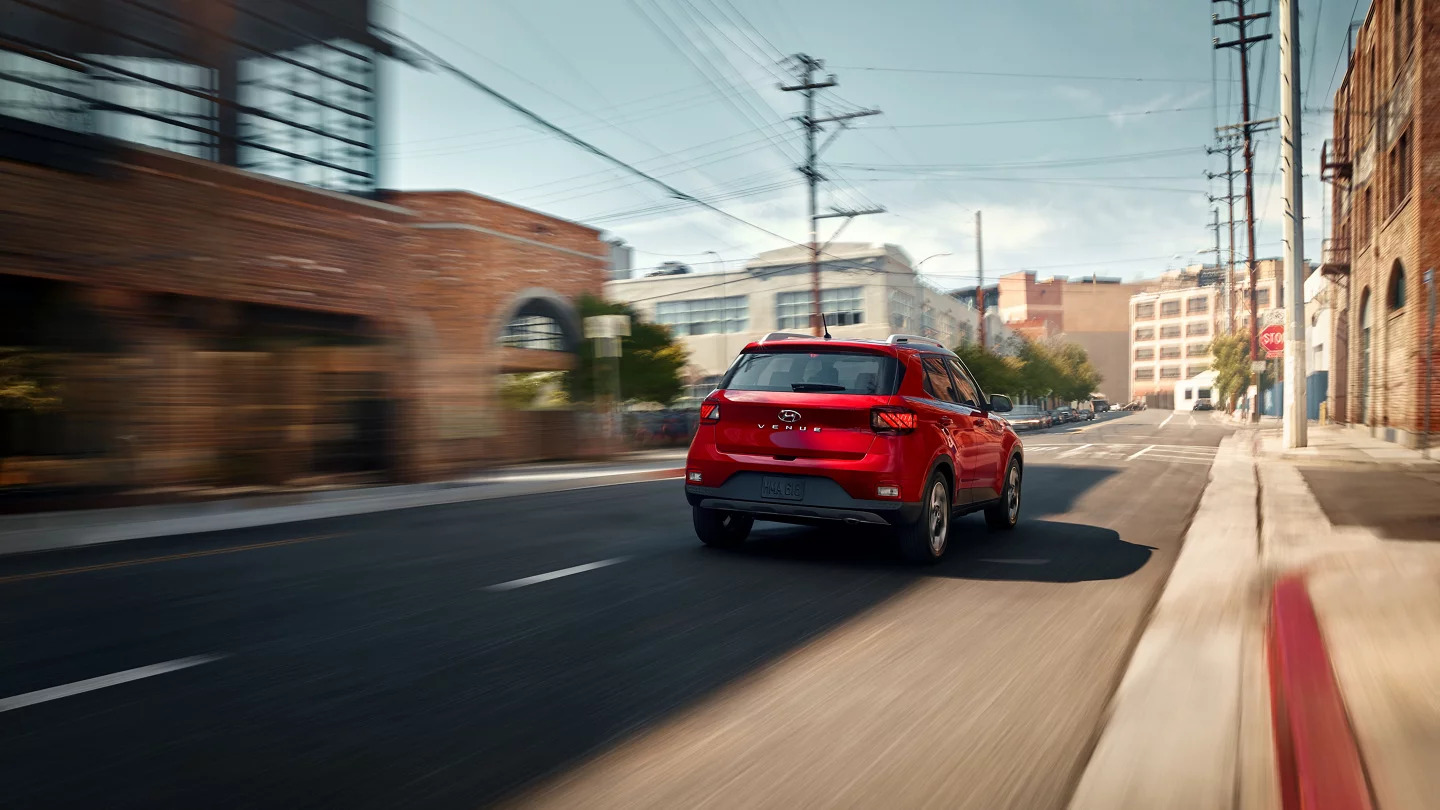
[687,489,921,527]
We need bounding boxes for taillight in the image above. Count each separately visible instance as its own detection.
[871,406,917,434]
[700,401,721,423]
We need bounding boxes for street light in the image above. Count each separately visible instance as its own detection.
[913,253,952,338]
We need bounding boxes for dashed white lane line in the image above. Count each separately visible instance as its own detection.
[1057,443,1093,458]
[1126,444,1157,461]
[0,655,224,713]
[1158,413,1175,429]
[484,558,628,592]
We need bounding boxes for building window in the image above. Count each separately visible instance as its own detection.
[1160,346,1181,360]
[1135,347,1154,361]
[1187,322,1210,337]
[889,290,915,330]
[1186,296,1209,314]
[501,316,566,351]
[1186,364,1210,377]
[776,287,863,330]
[1134,367,1154,381]
[1160,325,1181,339]
[1388,261,1407,310]
[1160,366,1182,379]
[654,295,749,336]
[1256,289,1271,308]
[1187,342,1209,357]
[1160,300,1181,317]
[1393,130,1412,210]
[1135,302,1155,319]
[1360,288,1373,422]
[1362,186,1373,244]
[1395,0,1413,71]
[1135,327,1155,341]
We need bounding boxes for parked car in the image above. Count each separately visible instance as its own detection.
[1192,400,1214,411]
[1074,407,1095,421]
[685,333,1024,563]
[1006,404,1046,431]
[1053,406,1075,424]
[1091,399,1110,413]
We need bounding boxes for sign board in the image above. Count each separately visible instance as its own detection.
[1252,360,1268,373]
[584,315,631,339]
[1259,324,1285,358]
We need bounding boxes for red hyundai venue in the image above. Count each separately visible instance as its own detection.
[685,333,1024,563]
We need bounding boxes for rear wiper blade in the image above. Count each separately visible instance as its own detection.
[790,382,847,392]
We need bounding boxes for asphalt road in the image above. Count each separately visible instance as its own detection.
[0,409,1231,809]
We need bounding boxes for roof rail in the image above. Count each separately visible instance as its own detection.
[758,331,814,343]
[886,334,945,348]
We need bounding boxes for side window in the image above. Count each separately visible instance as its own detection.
[944,358,982,408]
[921,357,960,403]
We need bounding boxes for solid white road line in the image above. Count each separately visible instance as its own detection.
[1057,443,1094,458]
[1126,444,1157,461]
[1158,414,1175,429]
[484,558,627,592]
[0,655,224,713]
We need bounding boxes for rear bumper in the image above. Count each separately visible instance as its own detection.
[685,472,921,527]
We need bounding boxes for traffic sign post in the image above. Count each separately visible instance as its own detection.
[1259,324,1285,358]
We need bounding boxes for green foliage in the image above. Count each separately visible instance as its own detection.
[953,341,1020,395]
[498,372,568,409]
[567,295,688,406]
[1208,332,1274,410]
[0,348,60,411]
[953,338,1099,404]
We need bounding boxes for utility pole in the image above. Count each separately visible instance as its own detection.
[1214,0,1273,420]
[976,210,987,350]
[781,55,883,336]
[1207,137,1242,333]
[1279,0,1306,447]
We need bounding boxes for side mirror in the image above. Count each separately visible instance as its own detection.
[988,394,1013,413]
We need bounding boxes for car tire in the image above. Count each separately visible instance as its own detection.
[693,507,753,548]
[897,471,950,564]
[984,458,1022,531]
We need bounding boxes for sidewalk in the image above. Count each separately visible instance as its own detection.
[1072,425,1440,810]
[0,450,687,558]
[1257,427,1440,810]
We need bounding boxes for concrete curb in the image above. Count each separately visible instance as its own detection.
[1068,433,1277,810]
[0,467,684,558]
[1267,575,1375,810]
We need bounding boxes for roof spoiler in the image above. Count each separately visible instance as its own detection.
[886,334,945,348]
[757,331,814,343]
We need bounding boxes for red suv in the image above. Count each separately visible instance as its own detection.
[685,333,1023,563]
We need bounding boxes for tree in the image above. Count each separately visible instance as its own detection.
[1048,341,1103,404]
[953,341,1021,396]
[566,295,688,406]
[1208,332,1274,413]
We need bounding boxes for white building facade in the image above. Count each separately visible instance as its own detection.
[605,243,1013,403]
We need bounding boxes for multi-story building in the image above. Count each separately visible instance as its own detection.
[993,271,1152,405]
[1317,0,1438,448]
[604,243,1012,403]
[1129,262,1284,406]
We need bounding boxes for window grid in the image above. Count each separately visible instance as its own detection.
[777,287,864,330]
[1187,322,1210,337]
[654,295,749,336]
[1160,301,1181,317]
[1160,366,1182,379]
[1187,296,1209,314]
[1135,302,1156,319]
[1160,325,1181,339]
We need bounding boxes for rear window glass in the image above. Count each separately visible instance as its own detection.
[721,351,898,395]
[1010,405,1041,416]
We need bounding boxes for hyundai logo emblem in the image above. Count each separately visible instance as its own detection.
[778,409,802,423]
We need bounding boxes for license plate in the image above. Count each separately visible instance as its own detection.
[761,476,805,501]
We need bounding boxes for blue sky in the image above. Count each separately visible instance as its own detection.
[380,0,1365,287]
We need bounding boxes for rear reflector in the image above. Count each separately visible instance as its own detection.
[687,470,703,482]
[871,407,918,433]
[700,401,720,422]
[876,485,900,498]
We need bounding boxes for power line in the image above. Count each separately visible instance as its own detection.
[866,106,1209,129]
[830,147,1201,173]
[1303,0,1325,107]
[1324,0,1366,96]
[831,65,1220,83]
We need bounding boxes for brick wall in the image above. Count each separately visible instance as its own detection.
[1,144,611,484]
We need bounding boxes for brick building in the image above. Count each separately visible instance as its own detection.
[1319,0,1439,448]
[0,2,610,492]
[995,271,1152,406]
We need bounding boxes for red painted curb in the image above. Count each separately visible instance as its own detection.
[1268,575,1375,810]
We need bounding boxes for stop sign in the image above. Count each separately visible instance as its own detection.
[1259,324,1285,358]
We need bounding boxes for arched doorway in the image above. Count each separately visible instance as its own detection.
[1359,288,1372,424]
[496,289,582,355]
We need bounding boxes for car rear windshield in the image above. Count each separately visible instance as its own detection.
[1010,405,1041,416]
[721,350,899,395]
